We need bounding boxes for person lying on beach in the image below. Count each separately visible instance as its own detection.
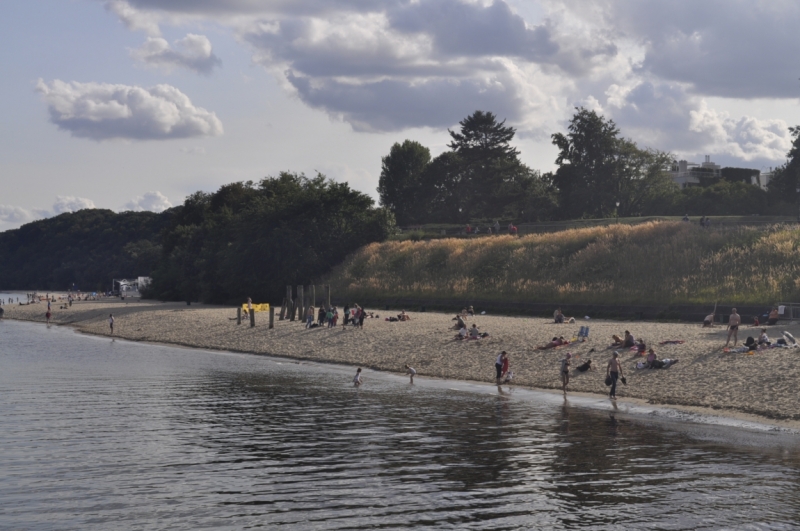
[397,310,410,321]
[644,348,679,369]
[703,313,715,327]
[768,308,779,325]
[576,359,593,372]
[537,336,568,350]
[405,364,416,384]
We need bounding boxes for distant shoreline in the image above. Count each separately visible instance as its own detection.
[4,297,800,432]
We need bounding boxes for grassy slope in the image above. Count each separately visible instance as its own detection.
[327,222,800,305]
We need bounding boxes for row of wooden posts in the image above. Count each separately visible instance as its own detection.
[236,285,331,329]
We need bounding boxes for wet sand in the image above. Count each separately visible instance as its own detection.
[5,297,800,428]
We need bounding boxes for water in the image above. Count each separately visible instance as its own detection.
[2,318,800,530]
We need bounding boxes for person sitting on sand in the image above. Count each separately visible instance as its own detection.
[453,314,467,330]
[611,334,624,346]
[622,331,635,348]
[397,310,410,321]
[768,307,780,326]
[554,308,565,323]
[537,336,567,350]
[469,324,481,339]
[636,339,647,356]
[758,329,771,346]
[455,325,468,340]
[703,313,715,327]
[467,306,475,316]
[576,359,593,372]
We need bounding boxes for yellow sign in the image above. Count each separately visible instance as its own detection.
[242,303,270,312]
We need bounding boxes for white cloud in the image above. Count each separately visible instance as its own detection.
[36,79,224,140]
[106,0,161,36]
[0,196,96,230]
[123,191,173,212]
[52,196,96,214]
[132,34,221,74]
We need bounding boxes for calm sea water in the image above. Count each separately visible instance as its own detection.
[2,311,800,529]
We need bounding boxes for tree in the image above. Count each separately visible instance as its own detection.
[551,107,675,219]
[767,126,800,215]
[377,140,431,225]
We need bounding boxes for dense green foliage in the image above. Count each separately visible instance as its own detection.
[148,172,394,304]
[0,209,167,292]
[380,109,800,224]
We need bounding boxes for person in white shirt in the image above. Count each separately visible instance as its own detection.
[353,368,363,387]
[494,351,507,381]
[405,365,416,383]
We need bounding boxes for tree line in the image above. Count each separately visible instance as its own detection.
[379,109,800,225]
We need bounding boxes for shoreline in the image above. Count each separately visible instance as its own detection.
[3,297,800,432]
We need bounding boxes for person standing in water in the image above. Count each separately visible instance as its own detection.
[724,308,741,348]
[560,352,572,394]
[108,314,115,335]
[405,364,416,384]
[606,351,623,400]
[353,368,363,387]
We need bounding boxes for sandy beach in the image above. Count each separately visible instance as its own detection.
[5,297,800,427]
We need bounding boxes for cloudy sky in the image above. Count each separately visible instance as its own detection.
[2,0,799,230]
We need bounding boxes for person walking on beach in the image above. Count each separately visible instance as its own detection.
[405,364,416,384]
[45,309,52,324]
[724,308,741,347]
[353,368,363,387]
[306,306,314,328]
[108,314,115,335]
[561,352,572,394]
[495,351,507,382]
[606,351,623,400]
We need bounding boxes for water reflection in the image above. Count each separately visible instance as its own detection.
[2,320,800,530]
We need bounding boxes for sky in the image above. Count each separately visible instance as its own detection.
[1,0,799,231]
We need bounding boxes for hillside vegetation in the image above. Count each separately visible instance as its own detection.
[327,222,800,305]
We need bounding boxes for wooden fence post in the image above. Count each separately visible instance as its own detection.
[297,285,304,322]
[311,285,316,309]
[237,307,242,325]
[289,285,296,322]
[325,284,331,310]
[269,305,275,329]
[250,307,255,327]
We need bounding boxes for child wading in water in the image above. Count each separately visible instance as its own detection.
[560,352,572,394]
[353,368,363,387]
[405,364,416,384]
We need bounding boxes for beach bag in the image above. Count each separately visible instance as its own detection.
[605,375,612,386]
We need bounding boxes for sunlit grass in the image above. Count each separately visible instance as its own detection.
[327,222,800,305]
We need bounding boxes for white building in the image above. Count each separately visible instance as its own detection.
[751,168,773,191]
[670,155,721,189]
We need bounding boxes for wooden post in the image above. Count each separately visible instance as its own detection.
[310,285,316,309]
[237,307,242,325]
[297,285,304,322]
[279,298,287,320]
[269,305,275,329]
[325,284,331,310]
[289,285,296,321]
[250,307,255,327]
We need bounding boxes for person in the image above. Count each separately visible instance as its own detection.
[560,352,572,394]
[495,351,507,381]
[358,307,366,328]
[306,306,315,328]
[326,307,334,328]
[703,313,715,327]
[682,214,689,222]
[405,364,416,384]
[501,353,510,379]
[467,306,475,316]
[554,308,565,323]
[622,331,635,348]
[611,334,624,346]
[332,307,339,327]
[645,348,657,368]
[343,304,350,325]
[636,339,647,357]
[758,328,771,346]
[493,220,500,235]
[537,336,566,350]
[455,325,468,340]
[606,351,624,400]
[317,306,326,326]
[768,307,779,326]
[353,368,363,387]
[576,359,593,372]
[397,310,410,321]
[108,313,115,335]
[453,314,467,330]
[247,297,253,315]
[45,309,51,324]
[469,324,481,339]
[724,308,741,347]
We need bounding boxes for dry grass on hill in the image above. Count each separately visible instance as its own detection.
[327,222,800,305]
